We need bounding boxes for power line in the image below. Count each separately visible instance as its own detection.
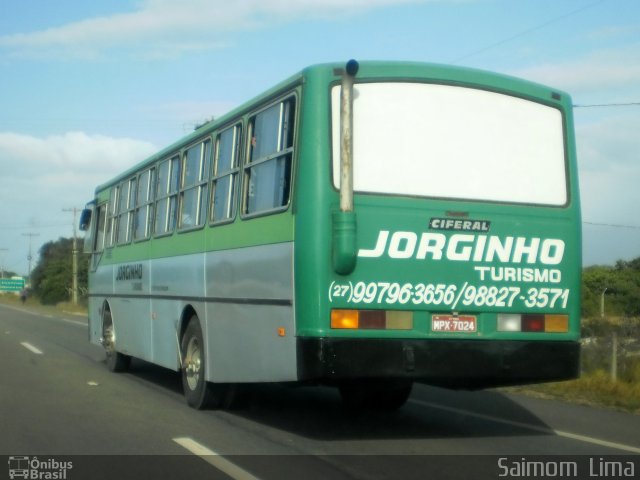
[2,223,69,230]
[584,221,640,230]
[451,0,606,64]
[574,102,640,108]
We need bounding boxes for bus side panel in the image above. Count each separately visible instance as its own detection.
[149,253,206,370]
[88,296,102,345]
[111,259,152,361]
[205,243,296,383]
[88,263,113,345]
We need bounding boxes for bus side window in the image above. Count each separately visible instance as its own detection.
[95,205,106,253]
[155,156,181,235]
[179,139,210,230]
[134,168,155,240]
[106,187,118,247]
[117,177,136,244]
[211,124,241,223]
[243,96,295,216]
[91,204,107,270]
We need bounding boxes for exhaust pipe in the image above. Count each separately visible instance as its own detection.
[339,59,359,212]
[332,59,359,275]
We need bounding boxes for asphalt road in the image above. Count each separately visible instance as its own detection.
[1,302,639,480]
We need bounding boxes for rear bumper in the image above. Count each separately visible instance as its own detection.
[297,337,580,389]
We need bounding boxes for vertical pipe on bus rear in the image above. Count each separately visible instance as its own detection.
[332,60,359,275]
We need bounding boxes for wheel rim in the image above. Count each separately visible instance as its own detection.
[103,321,115,357]
[184,336,201,391]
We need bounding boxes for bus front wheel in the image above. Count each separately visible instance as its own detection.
[180,315,229,409]
[102,308,131,373]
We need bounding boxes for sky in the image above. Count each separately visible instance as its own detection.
[0,0,639,278]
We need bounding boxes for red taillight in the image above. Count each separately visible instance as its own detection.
[522,314,545,332]
[359,310,386,329]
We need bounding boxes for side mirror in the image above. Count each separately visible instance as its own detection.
[79,208,92,231]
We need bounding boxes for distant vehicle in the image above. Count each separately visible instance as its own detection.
[80,60,581,410]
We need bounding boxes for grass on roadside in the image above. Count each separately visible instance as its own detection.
[0,292,87,317]
[504,367,640,415]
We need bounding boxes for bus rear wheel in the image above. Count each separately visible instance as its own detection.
[180,315,230,410]
[339,379,413,411]
[102,308,131,373]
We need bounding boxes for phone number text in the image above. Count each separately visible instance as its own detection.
[328,281,570,310]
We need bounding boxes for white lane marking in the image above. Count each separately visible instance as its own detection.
[173,437,261,480]
[21,342,43,355]
[553,430,640,454]
[410,399,640,454]
[56,317,86,327]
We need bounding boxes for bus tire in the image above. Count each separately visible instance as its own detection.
[339,379,413,411]
[181,315,228,410]
[102,308,131,373]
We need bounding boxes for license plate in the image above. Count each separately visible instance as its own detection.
[431,315,477,333]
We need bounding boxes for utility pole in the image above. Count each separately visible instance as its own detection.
[22,233,40,286]
[0,248,7,279]
[600,287,608,319]
[63,207,81,305]
[599,287,618,382]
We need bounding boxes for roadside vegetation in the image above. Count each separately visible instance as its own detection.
[0,237,89,316]
[507,331,640,415]
[506,258,640,414]
[30,237,90,306]
[4,238,640,413]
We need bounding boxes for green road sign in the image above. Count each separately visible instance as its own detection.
[0,278,25,292]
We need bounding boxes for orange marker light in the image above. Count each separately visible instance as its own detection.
[545,315,569,333]
[331,310,359,329]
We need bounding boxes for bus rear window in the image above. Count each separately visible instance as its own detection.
[331,83,567,206]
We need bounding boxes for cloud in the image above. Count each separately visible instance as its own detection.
[587,23,640,41]
[577,112,640,210]
[0,0,433,59]
[0,131,158,274]
[0,130,157,204]
[575,111,640,263]
[576,113,640,171]
[510,45,640,94]
[0,131,156,178]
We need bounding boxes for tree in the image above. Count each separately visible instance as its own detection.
[582,256,640,318]
[30,237,89,305]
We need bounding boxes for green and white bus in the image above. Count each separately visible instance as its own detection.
[80,60,581,410]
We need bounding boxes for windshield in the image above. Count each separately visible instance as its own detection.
[331,82,567,206]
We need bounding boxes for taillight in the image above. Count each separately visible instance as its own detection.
[497,314,569,333]
[331,310,413,330]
